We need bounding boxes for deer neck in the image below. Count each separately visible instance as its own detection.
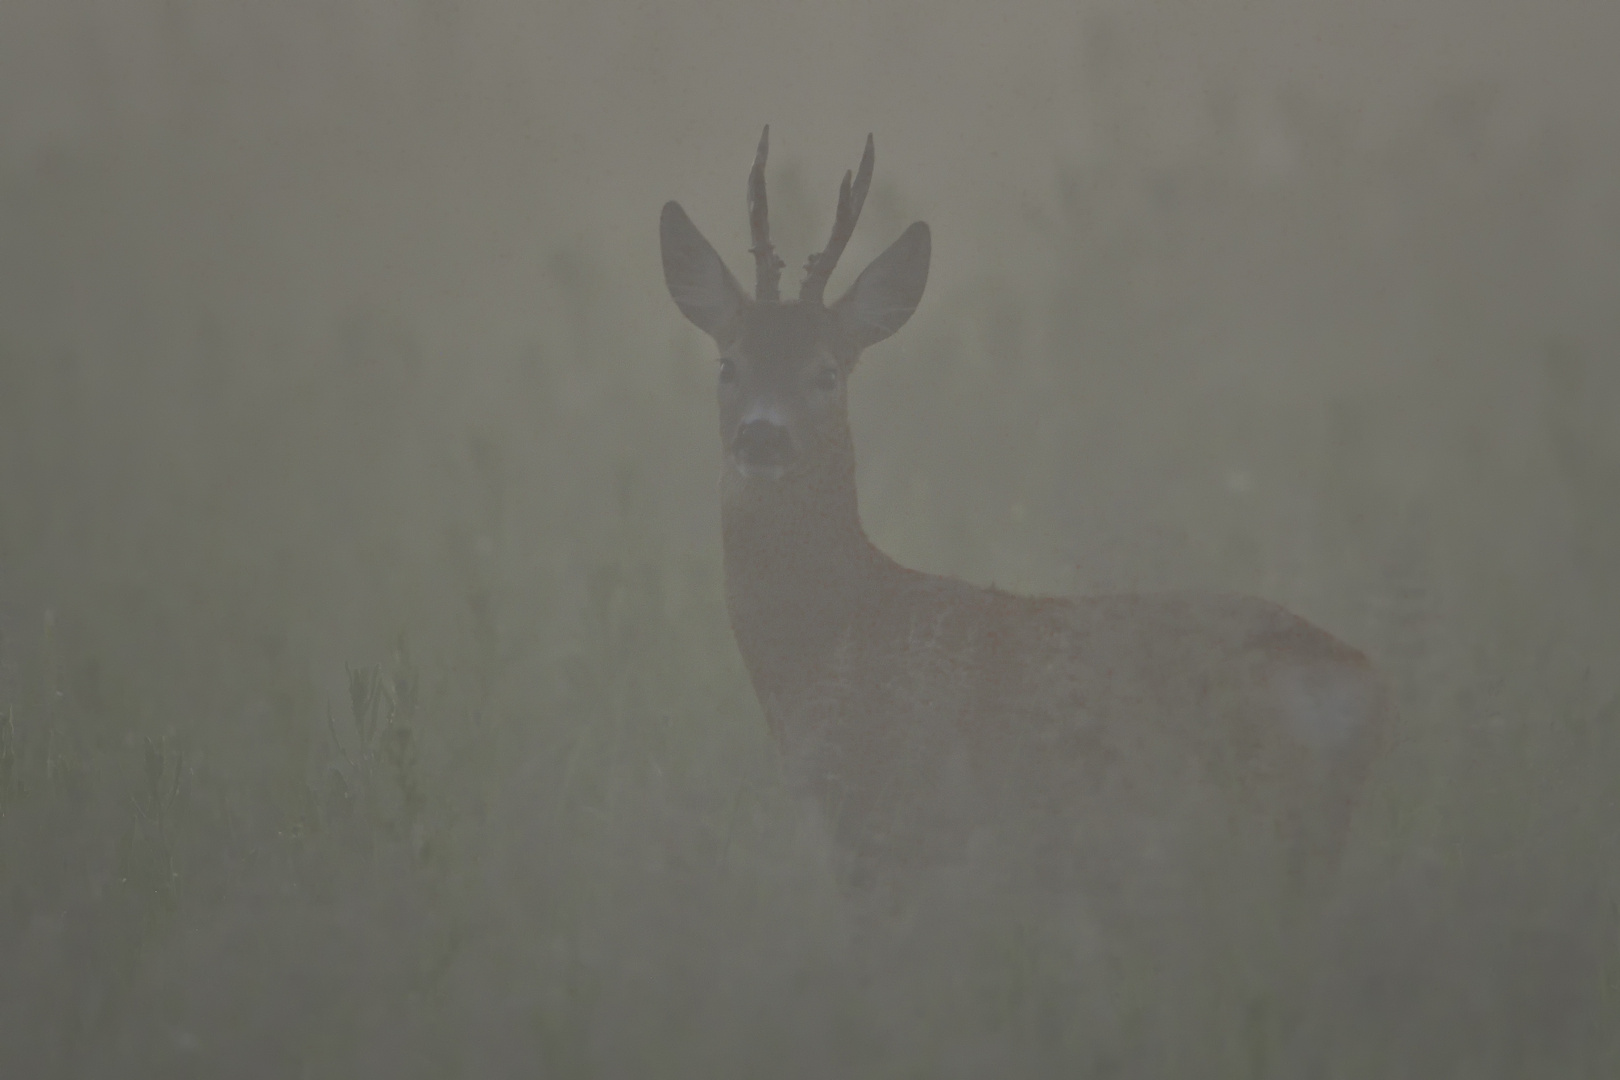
[720,451,889,705]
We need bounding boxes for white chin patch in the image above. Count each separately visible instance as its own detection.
[733,460,788,482]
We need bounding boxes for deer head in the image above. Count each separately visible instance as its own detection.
[660,128,931,483]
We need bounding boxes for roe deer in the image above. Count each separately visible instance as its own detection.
[660,128,1389,913]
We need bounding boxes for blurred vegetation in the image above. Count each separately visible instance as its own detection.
[1,5,1618,1077]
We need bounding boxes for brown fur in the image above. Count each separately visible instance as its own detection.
[662,132,1390,913]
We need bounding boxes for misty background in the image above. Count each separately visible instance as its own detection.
[1,1,1617,1076]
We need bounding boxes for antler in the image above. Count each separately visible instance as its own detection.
[747,125,785,302]
[799,134,875,306]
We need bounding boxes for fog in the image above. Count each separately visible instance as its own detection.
[1,2,1616,1076]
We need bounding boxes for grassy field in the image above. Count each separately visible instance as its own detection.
[1,10,1618,1076]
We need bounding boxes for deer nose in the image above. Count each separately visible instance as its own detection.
[733,419,796,471]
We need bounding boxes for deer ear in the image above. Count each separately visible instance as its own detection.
[661,201,748,343]
[832,221,930,352]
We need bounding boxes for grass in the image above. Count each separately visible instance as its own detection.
[1,55,1618,1079]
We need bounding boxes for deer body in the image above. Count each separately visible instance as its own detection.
[662,129,1387,908]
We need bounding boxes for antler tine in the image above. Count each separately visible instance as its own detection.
[801,133,875,306]
[747,125,784,302]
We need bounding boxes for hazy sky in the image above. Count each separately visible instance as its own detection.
[5,3,1616,256]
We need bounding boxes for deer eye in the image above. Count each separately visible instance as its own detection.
[717,358,738,384]
[811,366,838,392]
